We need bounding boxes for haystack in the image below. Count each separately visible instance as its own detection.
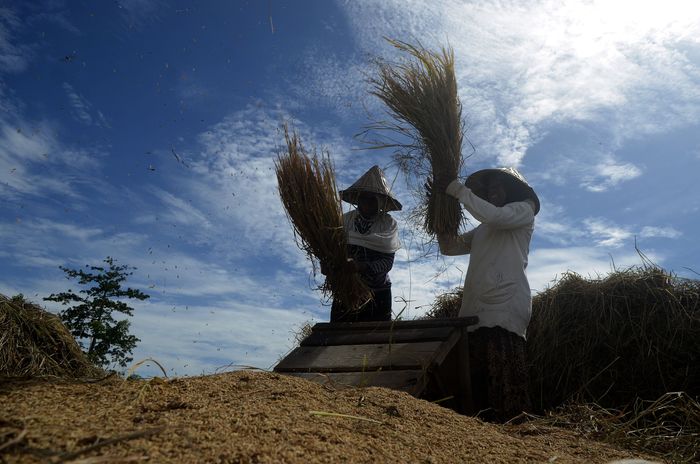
[369,39,464,236]
[275,127,372,311]
[528,266,700,411]
[0,294,101,379]
[529,266,699,463]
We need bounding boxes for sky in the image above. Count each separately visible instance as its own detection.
[1,0,699,377]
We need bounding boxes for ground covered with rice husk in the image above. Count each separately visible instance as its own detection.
[1,371,657,463]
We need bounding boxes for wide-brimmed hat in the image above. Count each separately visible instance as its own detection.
[465,167,540,215]
[340,165,402,212]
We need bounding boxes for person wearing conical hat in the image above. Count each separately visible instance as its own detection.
[430,167,539,422]
[326,165,401,322]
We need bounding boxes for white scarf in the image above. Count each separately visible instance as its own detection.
[344,210,400,253]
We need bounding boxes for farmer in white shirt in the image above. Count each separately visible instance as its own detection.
[432,167,539,421]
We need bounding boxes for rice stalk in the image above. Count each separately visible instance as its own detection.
[275,126,372,311]
[127,357,168,379]
[368,38,465,236]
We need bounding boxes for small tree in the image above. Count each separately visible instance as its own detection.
[44,256,149,368]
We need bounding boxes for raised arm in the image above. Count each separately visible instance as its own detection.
[437,229,475,256]
[446,180,535,229]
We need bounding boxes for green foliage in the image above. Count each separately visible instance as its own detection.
[44,256,149,368]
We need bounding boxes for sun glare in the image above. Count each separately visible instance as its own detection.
[570,0,700,48]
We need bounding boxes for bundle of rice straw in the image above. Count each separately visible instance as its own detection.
[275,127,372,311]
[370,39,464,236]
[0,294,102,379]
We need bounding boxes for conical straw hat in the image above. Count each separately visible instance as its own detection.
[465,167,540,215]
[340,165,402,212]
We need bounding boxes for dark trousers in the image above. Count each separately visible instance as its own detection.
[330,288,392,322]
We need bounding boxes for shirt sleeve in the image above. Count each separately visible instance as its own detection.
[446,179,535,229]
[437,229,475,256]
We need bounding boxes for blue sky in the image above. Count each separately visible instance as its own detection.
[2,0,699,376]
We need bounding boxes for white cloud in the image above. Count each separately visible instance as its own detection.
[640,225,682,239]
[532,147,643,194]
[0,7,33,73]
[0,219,144,275]
[149,187,213,228]
[527,245,659,293]
[129,298,313,376]
[582,159,643,192]
[63,82,93,125]
[0,119,103,199]
[293,49,374,118]
[334,0,700,167]
[584,217,633,247]
[531,202,590,246]
[62,82,110,128]
[536,203,682,248]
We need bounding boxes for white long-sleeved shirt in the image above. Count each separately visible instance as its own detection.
[438,179,536,339]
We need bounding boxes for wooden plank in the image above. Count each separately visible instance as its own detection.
[274,341,444,373]
[312,316,478,332]
[285,370,428,395]
[429,329,461,367]
[300,327,455,347]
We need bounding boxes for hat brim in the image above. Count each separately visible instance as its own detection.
[465,169,540,215]
[340,189,402,212]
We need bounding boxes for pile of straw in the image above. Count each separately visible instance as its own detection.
[423,287,462,319]
[527,392,700,463]
[528,266,700,411]
[369,39,464,236]
[0,294,101,379]
[275,127,372,311]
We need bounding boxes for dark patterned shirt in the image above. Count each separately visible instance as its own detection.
[348,244,394,290]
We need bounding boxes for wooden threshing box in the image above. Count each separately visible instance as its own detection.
[274,316,479,414]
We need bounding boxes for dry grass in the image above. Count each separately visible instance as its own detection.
[528,265,700,411]
[0,294,101,379]
[292,320,315,347]
[423,287,462,319]
[275,126,372,311]
[525,392,700,463]
[368,39,465,236]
